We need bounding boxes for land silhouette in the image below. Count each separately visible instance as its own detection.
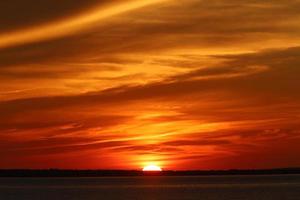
[0,168,299,177]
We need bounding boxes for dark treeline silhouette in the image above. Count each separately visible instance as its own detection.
[0,168,300,177]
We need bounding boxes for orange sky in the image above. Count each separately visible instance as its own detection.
[0,0,300,170]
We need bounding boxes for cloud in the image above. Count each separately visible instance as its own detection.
[1,0,300,101]
[1,0,300,169]
[0,0,168,49]
[163,139,232,146]
[0,0,104,31]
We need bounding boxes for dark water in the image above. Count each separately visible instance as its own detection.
[0,175,300,200]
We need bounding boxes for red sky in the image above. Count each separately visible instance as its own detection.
[0,0,300,170]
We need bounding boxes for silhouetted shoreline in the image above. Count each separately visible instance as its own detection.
[0,168,299,177]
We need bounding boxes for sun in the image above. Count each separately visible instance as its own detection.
[142,165,162,171]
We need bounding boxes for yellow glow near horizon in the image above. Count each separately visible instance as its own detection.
[0,0,168,49]
[142,165,162,171]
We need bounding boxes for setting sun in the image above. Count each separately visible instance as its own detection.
[142,165,162,172]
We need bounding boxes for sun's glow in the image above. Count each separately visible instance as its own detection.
[142,165,162,171]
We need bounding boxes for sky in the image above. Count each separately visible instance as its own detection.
[1,0,300,170]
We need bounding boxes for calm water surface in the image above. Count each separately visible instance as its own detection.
[0,175,299,200]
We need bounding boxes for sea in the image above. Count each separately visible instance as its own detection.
[0,175,299,200]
